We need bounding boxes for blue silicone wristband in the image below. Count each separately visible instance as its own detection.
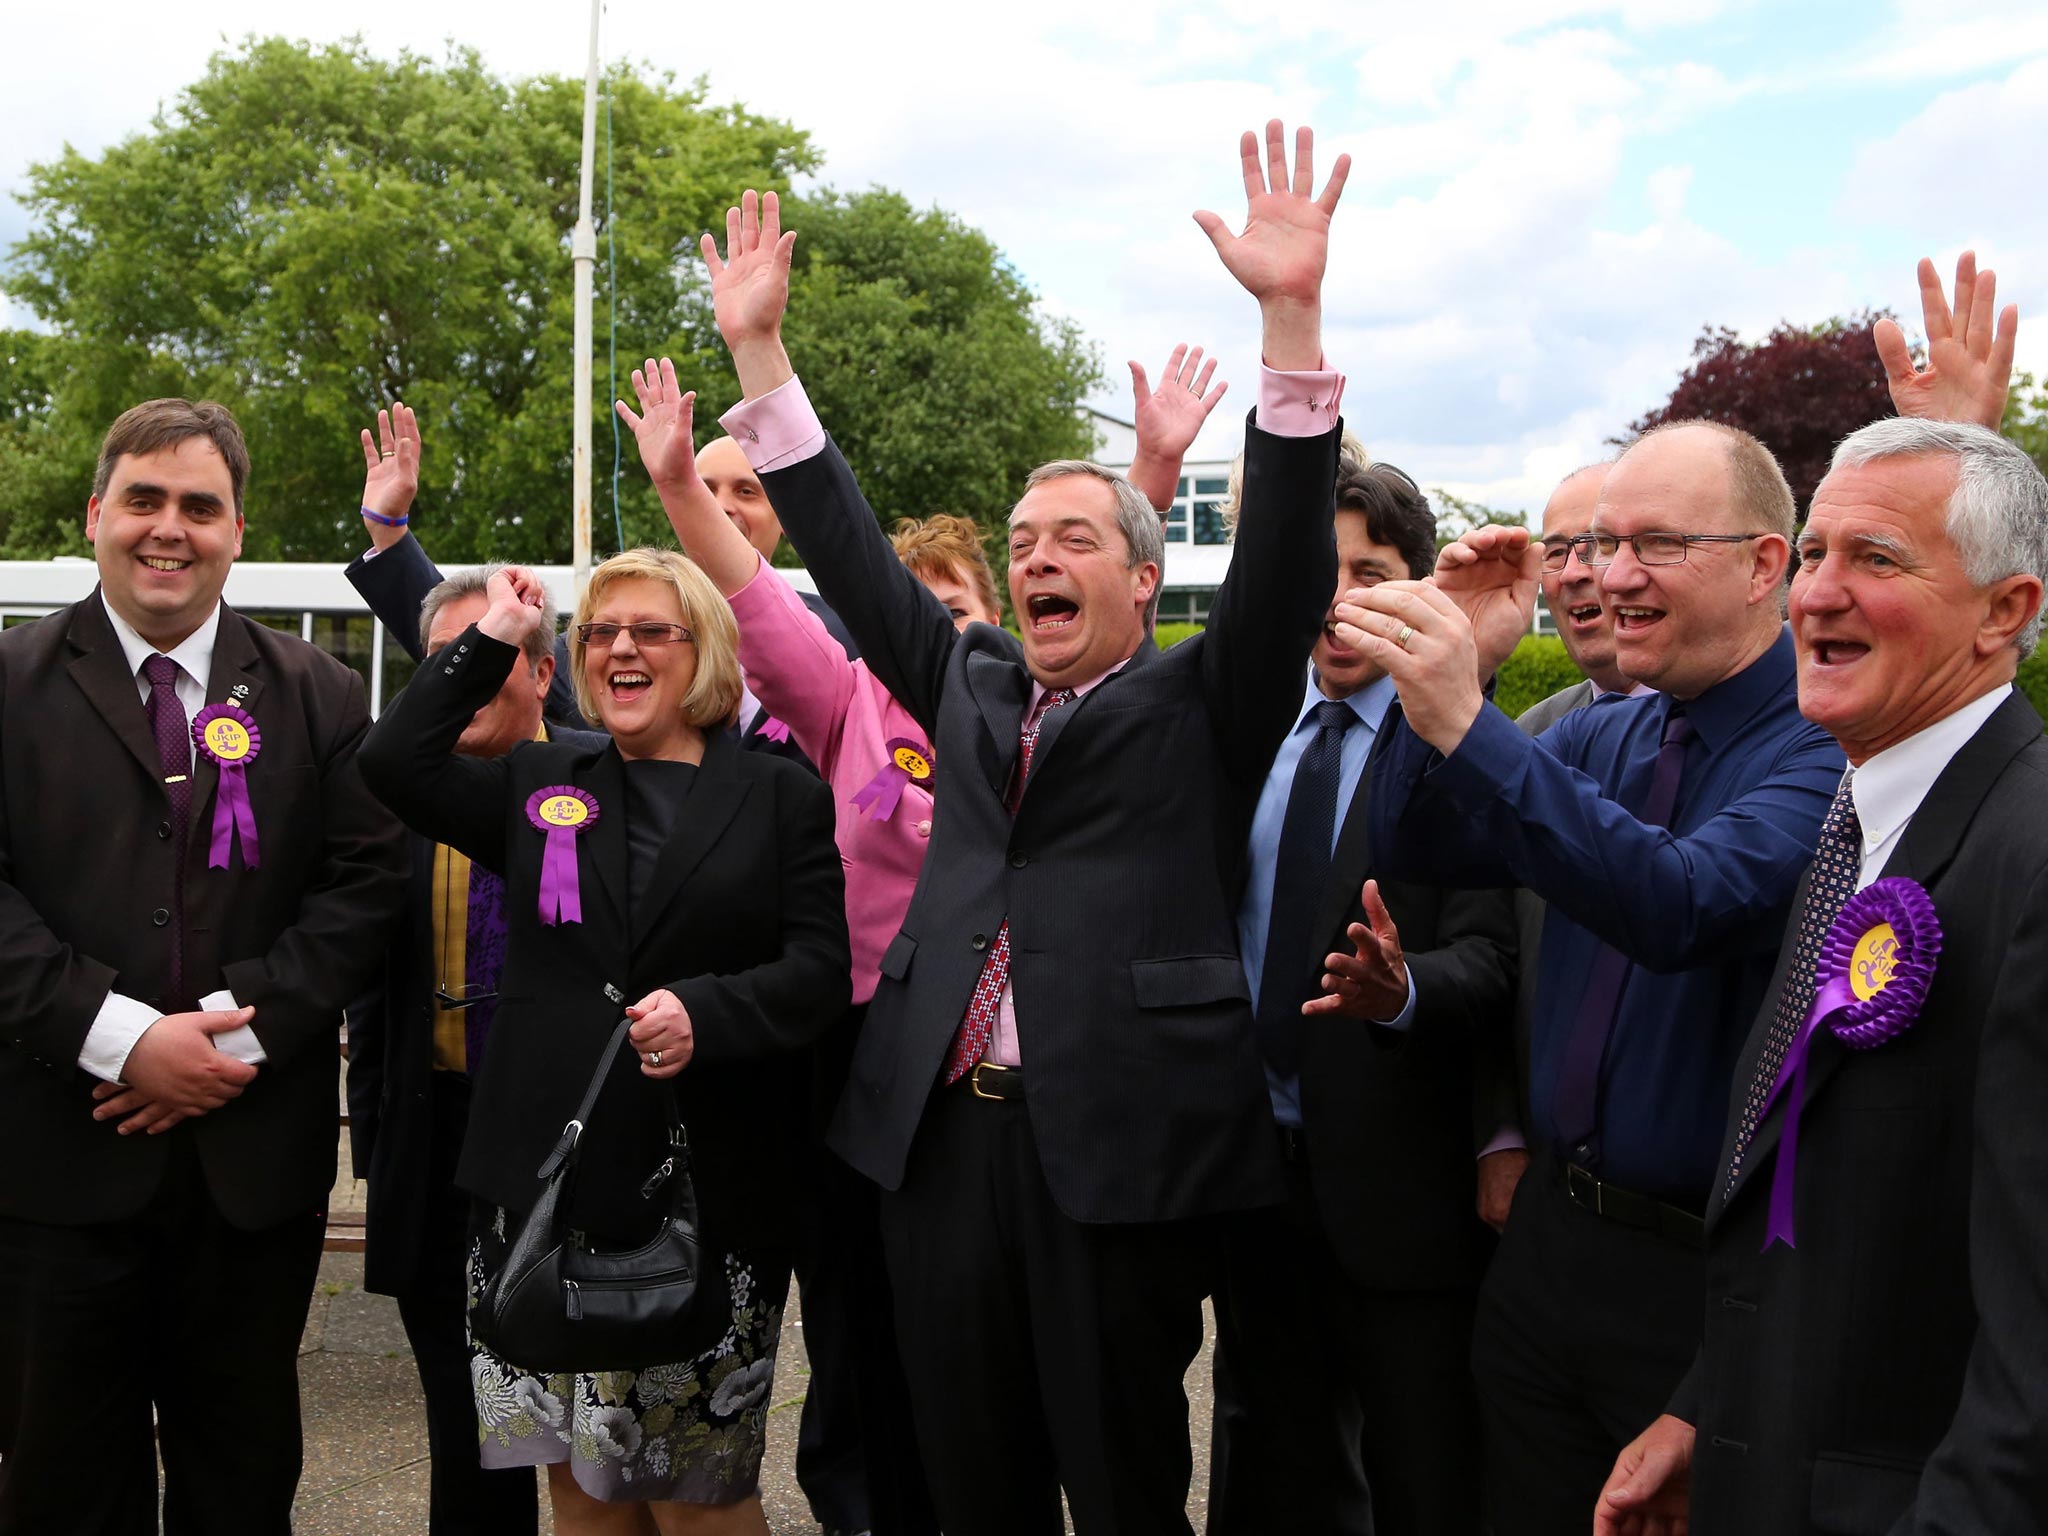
[360,506,410,528]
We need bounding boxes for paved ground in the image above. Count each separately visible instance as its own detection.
[292,1123,1215,1532]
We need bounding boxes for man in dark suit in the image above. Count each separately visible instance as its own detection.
[1598,420,2048,1528]
[698,121,1349,1532]
[1205,460,1515,1535]
[0,399,406,1535]
[346,565,602,1536]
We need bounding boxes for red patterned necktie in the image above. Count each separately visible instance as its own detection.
[1725,771,1861,1193]
[942,686,1075,1085]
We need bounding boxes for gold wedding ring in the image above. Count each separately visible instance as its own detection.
[650,1050,662,1066]
[1395,624,1415,650]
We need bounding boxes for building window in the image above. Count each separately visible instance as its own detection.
[1164,473,1233,546]
[1155,587,1219,625]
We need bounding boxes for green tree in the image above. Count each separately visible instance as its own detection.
[1428,487,1526,550]
[0,38,1100,563]
[2000,370,2048,477]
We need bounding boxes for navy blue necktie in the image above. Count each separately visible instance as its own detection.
[1254,700,1356,1080]
[1551,705,1694,1161]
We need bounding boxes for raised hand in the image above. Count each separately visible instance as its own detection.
[1194,120,1350,362]
[1432,525,1543,680]
[1874,252,2018,430]
[1303,879,1410,1021]
[1330,579,1488,755]
[358,402,421,551]
[1595,1415,1695,1536]
[616,358,703,491]
[478,565,547,648]
[703,189,797,352]
[1128,344,1230,511]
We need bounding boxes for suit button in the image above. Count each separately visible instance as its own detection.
[971,933,988,951]
[1009,852,1027,869]
[157,821,172,840]
[152,908,170,927]
[915,819,931,839]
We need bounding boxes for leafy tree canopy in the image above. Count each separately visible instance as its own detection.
[0,38,1101,562]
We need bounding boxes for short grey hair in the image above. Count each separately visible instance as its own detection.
[1830,417,2048,657]
[418,563,558,672]
[1015,460,1165,627]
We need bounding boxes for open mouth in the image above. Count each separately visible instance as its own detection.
[1564,602,1603,630]
[1809,639,1870,668]
[1612,605,1664,635]
[1321,620,1358,656]
[608,669,652,701]
[138,555,191,573]
[1026,594,1080,633]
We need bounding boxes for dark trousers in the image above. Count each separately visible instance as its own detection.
[880,1085,1213,1536]
[392,1074,538,1536]
[0,1141,325,1536]
[1470,1161,1703,1536]
[1208,1154,1482,1536]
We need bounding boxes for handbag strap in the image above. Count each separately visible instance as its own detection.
[534,1015,691,1182]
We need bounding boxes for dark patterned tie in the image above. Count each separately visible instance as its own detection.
[143,655,191,1006]
[942,686,1076,1085]
[1551,706,1694,1160]
[1725,772,1861,1192]
[463,864,509,1074]
[1253,700,1356,1080]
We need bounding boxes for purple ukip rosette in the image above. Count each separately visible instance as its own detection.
[191,703,262,869]
[526,786,600,926]
[850,738,936,822]
[1759,876,1941,1250]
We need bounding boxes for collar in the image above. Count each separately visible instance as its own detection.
[1298,666,1396,735]
[1665,625,1796,751]
[1594,680,1657,700]
[102,592,223,692]
[1850,683,2012,860]
[1028,650,1134,714]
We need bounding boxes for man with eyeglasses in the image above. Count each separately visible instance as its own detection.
[1329,416,1845,1533]
[345,563,604,1536]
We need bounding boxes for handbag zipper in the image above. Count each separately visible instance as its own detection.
[564,1279,581,1320]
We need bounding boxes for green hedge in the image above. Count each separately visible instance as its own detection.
[1496,635,1586,719]
[2021,650,2048,722]
[1154,622,1204,650]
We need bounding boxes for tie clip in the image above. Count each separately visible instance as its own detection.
[164,774,188,784]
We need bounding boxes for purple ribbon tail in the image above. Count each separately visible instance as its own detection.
[850,766,909,822]
[537,826,582,925]
[1759,972,1857,1251]
[755,716,791,744]
[210,766,261,869]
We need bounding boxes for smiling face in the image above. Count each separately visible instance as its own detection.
[696,436,783,560]
[1007,474,1156,687]
[86,440,245,650]
[1793,454,2037,764]
[580,576,700,755]
[1593,426,1786,700]
[1539,465,1627,692]
[1314,509,1410,698]
[919,562,1002,633]
[427,592,551,758]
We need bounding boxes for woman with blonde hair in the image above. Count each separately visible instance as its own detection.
[361,549,851,1536]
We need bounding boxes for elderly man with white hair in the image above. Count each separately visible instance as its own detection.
[1597,405,2048,1535]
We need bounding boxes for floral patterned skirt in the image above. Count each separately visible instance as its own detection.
[465,1206,790,1505]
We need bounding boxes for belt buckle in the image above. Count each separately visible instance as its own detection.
[1566,1163,1603,1216]
[968,1063,1010,1101]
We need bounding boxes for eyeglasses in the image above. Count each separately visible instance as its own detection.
[575,622,694,648]
[1565,532,1769,568]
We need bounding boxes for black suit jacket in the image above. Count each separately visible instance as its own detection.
[766,415,1339,1225]
[360,628,851,1250]
[1673,691,2048,1535]
[0,592,407,1229]
[1294,725,1516,1291]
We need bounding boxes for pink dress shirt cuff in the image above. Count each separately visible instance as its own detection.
[719,376,828,473]
[1256,359,1345,438]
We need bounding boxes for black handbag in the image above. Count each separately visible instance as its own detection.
[470,1016,724,1374]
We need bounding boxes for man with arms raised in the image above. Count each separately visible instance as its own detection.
[1599,262,2048,1536]
[0,400,405,1534]
[702,123,1347,1532]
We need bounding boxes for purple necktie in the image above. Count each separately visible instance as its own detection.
[143,655,191,1007]
[462,865,508,1074]
[1550,706,1695,1161]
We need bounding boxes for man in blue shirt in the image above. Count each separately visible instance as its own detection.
[1209,461,1514,1536]
[1331,420,1844,1534]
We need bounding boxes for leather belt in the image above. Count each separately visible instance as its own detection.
[965,1062,1024,1102]
[1555,1159,1705,1248]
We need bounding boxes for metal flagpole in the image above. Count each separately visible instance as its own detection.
[570,0,601,598]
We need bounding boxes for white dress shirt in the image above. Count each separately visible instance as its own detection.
[1850,684,2012,889]
[80,598,264,1082]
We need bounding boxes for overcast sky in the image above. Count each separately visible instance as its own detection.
[6,0,2047,514]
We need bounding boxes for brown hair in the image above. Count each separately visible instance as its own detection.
[568,548,744,730]
[93,400,251,517]
[890,513,1000,621]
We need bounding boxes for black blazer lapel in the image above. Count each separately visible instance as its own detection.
[1023,639,1161,796]
[631,729,751,947]
[967,647,1031,799]
[63,592,167,790]
[1718,692,2043,1219]
[572,745,630,932]
[1313,761,1376,966]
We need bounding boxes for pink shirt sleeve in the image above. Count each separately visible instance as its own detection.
[726,552,859,777]
[1255,359,1346,438]
[719,375,827,472]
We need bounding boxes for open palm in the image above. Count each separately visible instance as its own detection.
[615,358,702,490]
[1874,252,2017,431]
[702,189,796,349]
[1195,121,1350,306]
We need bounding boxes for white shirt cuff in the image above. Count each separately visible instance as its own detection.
[79,993,162,1083]
[1479,1124,1528,1159]
[200,988,266,1064]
